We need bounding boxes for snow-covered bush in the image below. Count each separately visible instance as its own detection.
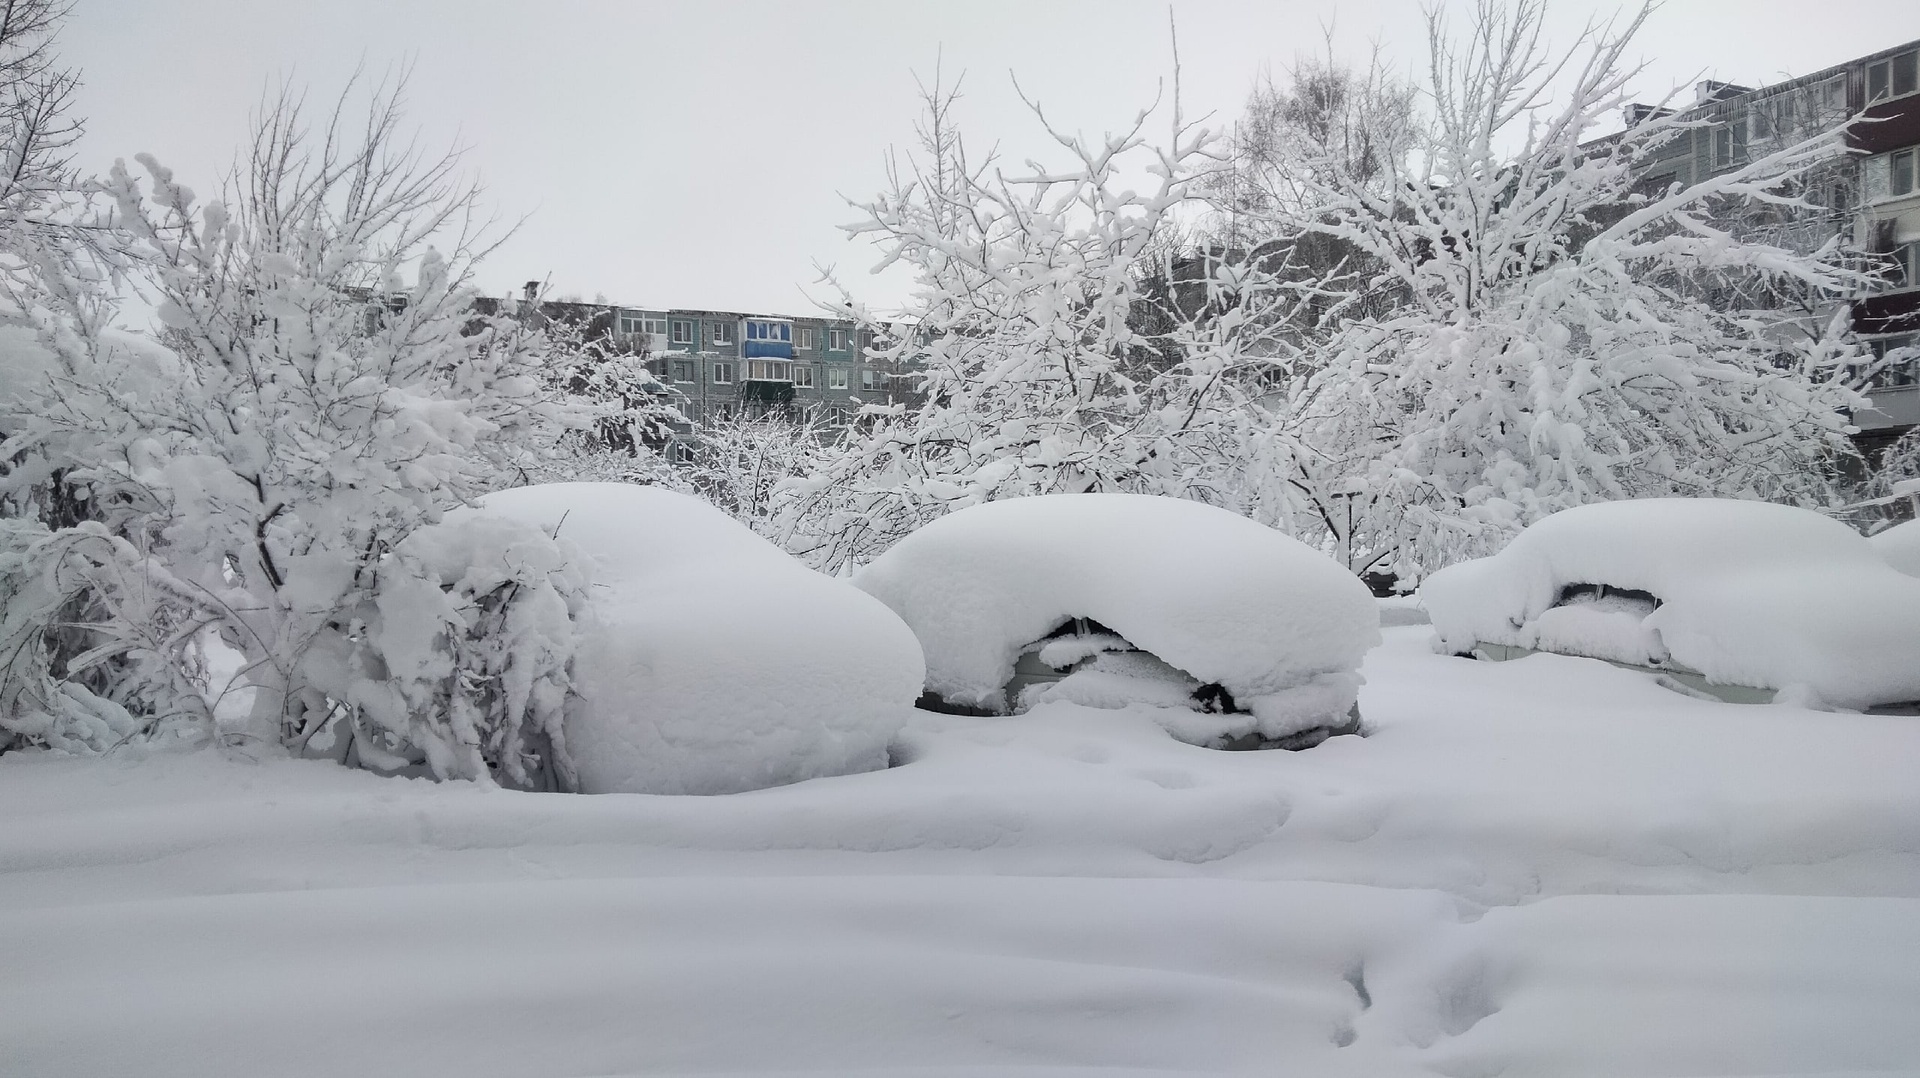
[1865,427,1920,513]
[1,75,587,775]
[464,483,926,795]
[854,494,1380,746]
[1422,498,1920,710]
[681,411,830,540]
[0,519,212,754]
[292,511,591,789]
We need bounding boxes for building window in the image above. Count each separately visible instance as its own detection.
[1818,75,1847,112]
[798,327,815,349]
[1817,177,1854,214]
[1884,240,1919,290]
[792,365,815,389]
[861,369,882,391]
[746,360,791,381]
[620,314,667,336]
[745,321,792,342]
[712,401,737,420]
[711,321,734,345]
[1867,335,1918,388]
[671,360,694,382]
[1867,50,1919,104]
[673,441,696,463]
[827,368,849,390]
[1892,148,1916,198]
[711,361,735,384]
[1710,119,1746,169]
[827,328,847,351]
[1634,171,1678,198]
[671,320,694,344]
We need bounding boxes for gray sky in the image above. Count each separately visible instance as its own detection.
[63,1,1920,317]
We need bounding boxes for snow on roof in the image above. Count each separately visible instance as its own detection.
[1422,498,1920,709]
[1870,519,1920,578]
[853,494,1381,724]
[467,483,925,795]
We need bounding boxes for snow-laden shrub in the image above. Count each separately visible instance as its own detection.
[291,513,590,789]
[0,519,212,753]
[0,77,597,780]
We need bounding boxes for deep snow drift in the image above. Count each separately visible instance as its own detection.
[5,626,1918,1077]
[460,484,925,794]
[1423,498,1920,709]
[854,494,1380,742]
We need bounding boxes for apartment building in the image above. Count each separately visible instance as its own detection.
[476,287,921,457]
[631,308,914,430]
[1621,39,1920,450]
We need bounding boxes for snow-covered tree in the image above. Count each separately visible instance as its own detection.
[776,64,1314,569]
[501,299,688,490]
[0,0,101,288]
[1227,0,1870,575]
[1204,54,1416,251]
[684,411,828,538]
[0,74,589,784]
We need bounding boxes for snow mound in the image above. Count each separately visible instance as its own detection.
[1870,519,1920,578]
[854,494,1380,740]
[467,483,926,795]
[1422,498,1920,709]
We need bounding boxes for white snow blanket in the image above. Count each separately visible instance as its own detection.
[1871,518,1920,577]
[465,484,925,794]
[7,626,1920,1077]
[855,494,1380,738]
[1424,498,1920,709]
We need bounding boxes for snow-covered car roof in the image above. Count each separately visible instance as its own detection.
[853,494,1380,722]
[465,483,925,795]
[1422,498,1920,710]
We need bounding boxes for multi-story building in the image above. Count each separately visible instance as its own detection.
[483,286,921,457]
[1620,39,1920,452]
[637,308,916,430]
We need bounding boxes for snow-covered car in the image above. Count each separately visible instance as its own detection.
[1871,518,1920,578]
[854,494,1381,750]
[458,483,926,795]
[1423,498,1920,712]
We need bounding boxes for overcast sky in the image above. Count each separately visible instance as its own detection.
[63,1,1920,318]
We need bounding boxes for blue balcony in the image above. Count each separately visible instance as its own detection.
[743,320,793,359]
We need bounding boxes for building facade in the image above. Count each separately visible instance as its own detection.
[486,288,921,457]
[637,308,912,430]
[1621,39,1920,449]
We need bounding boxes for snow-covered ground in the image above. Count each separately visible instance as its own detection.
[6,625,1919,1077]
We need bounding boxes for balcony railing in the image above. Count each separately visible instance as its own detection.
[741,380,797,405]
[1857,384,1920,431]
